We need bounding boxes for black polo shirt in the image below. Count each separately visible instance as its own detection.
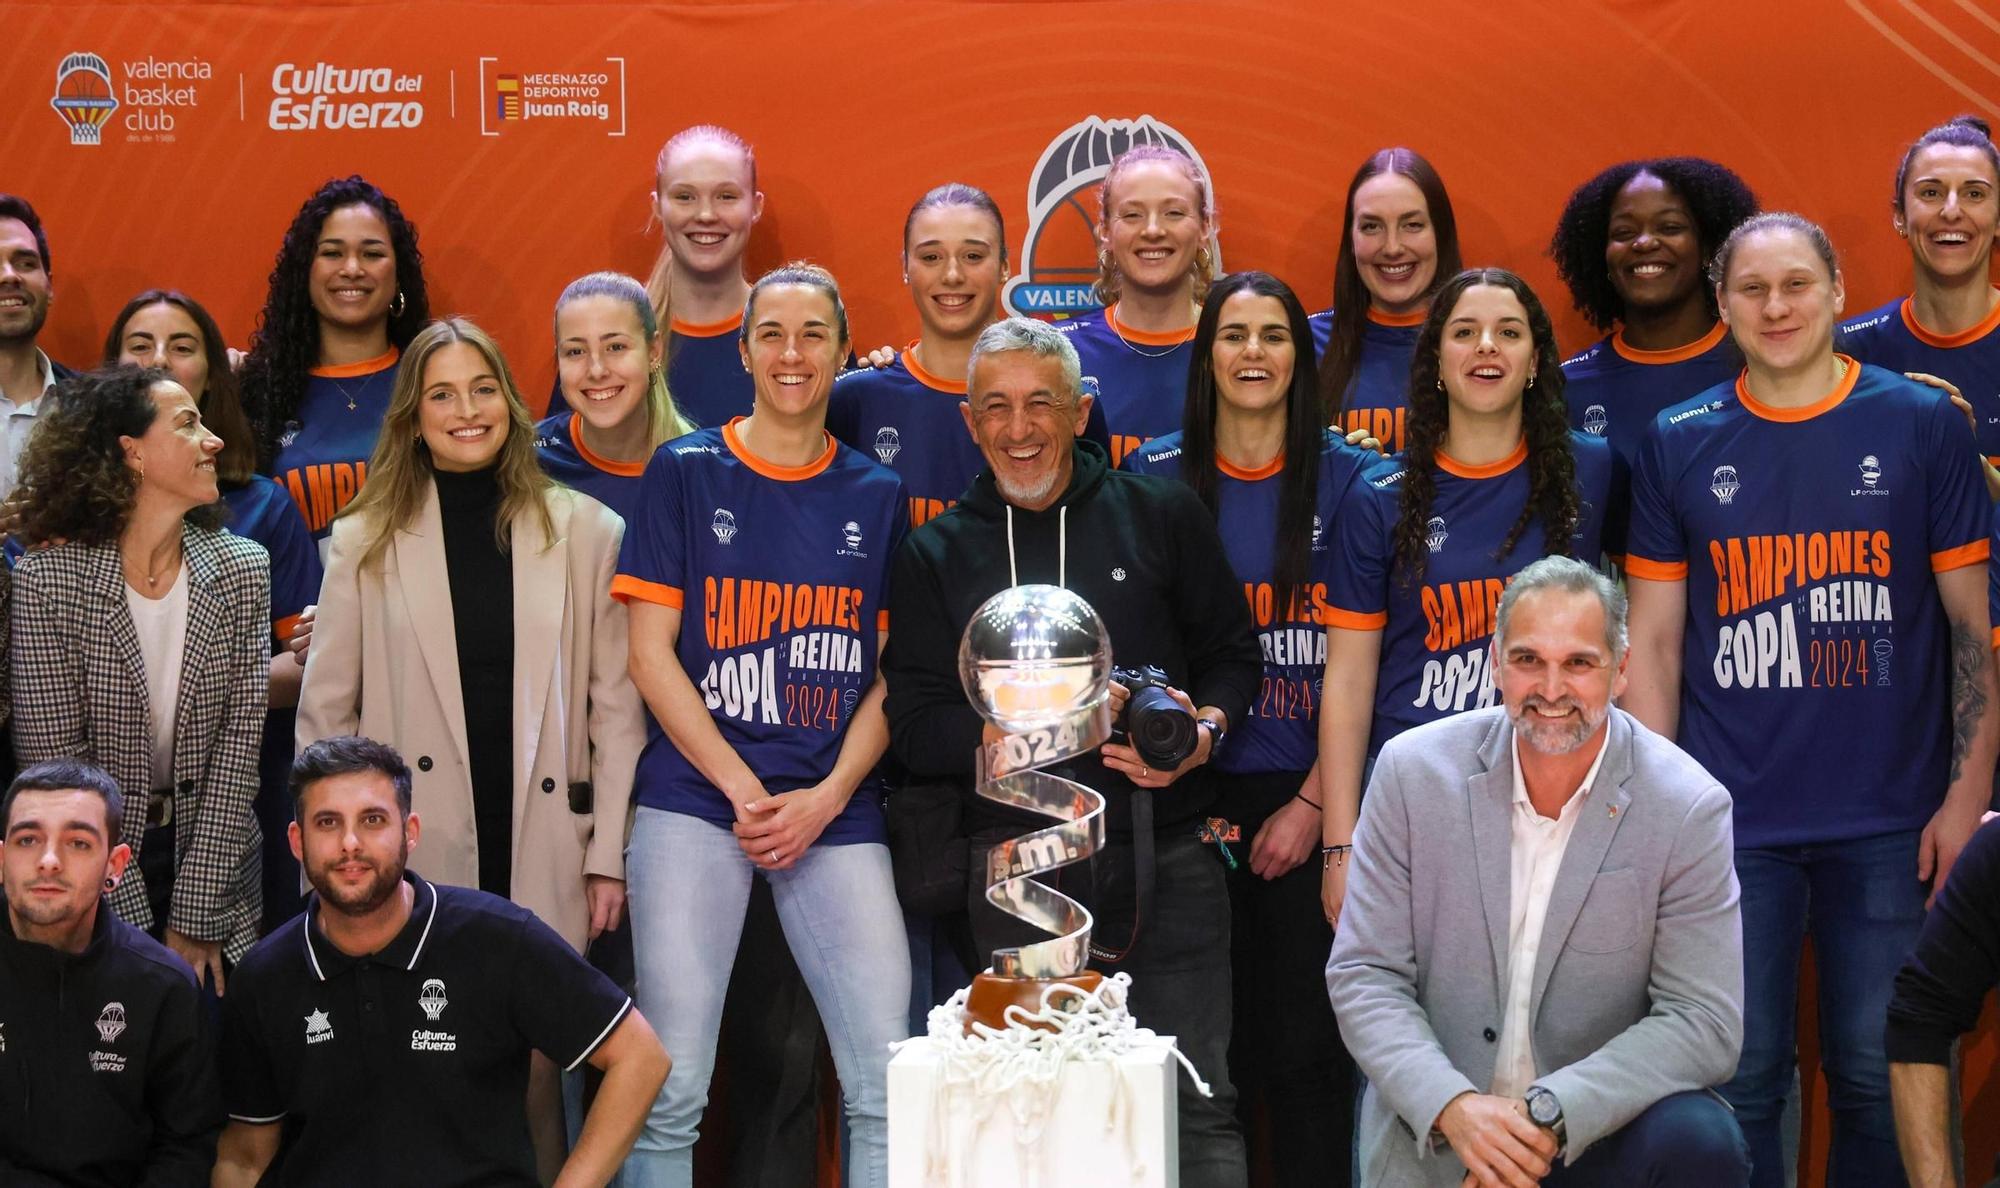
[220,873,630,1186]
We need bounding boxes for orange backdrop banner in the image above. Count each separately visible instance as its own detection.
[6,3,2000,1180]
[7,0,2000,406]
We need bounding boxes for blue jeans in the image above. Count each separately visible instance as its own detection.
[1545,1090,1749,1186]
[1720,830,1926,1188]
[622,807,912,1188]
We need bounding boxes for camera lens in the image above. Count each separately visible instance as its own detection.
[1126,686,1197,770]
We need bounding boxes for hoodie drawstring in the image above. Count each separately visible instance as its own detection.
[1004,504,1067,589]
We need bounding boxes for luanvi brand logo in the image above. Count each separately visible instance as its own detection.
[1004,114,1219,319]
[479,57,626,136]
[304,1007,335,1044]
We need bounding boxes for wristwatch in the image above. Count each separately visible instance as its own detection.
[1524,1085,1566,1145]
[1196,716,1225,756]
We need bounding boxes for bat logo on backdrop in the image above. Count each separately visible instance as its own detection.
[1005,114,1220,319]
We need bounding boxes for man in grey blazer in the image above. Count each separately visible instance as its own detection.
[1328,556,1749,1187]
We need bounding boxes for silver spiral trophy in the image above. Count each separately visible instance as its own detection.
[957,585,1112,1028]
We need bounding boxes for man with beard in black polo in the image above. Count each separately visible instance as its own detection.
[213,736,670,1187]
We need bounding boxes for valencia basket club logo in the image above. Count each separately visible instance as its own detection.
[51,52,118,146]
[1004,114,1220,320]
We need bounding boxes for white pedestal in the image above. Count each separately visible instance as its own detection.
[887,1033,1180,1188]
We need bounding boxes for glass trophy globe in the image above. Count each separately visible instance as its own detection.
[958,584,1112,734]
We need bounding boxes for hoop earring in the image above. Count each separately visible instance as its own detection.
[391,291,407,319]
[1526,374,1537,389]
[104,877,115,889]
[1435,378,1444,393]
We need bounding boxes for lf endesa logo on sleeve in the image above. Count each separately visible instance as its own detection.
[267,62,426,131]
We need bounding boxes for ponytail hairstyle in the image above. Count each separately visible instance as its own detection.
[554,271,696,445]
[1319,148,1461,421]
[1893,115,1999,218]
[1092,144,1218,307]
[644,124,759,330]
[903,182,1008,268]
[1394,268,1577,586]
[1183,271,1325,610]
[741,261,850,349]
[337,318,555,572]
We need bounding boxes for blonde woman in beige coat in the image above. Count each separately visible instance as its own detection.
[297,317,646,954]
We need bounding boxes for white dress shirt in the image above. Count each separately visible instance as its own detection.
[1490,729,1609,1100]
[0,348,56,500]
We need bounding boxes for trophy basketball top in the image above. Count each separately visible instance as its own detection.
[958,583,1112,733]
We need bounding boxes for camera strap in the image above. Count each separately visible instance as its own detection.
[1087,786,1153,966]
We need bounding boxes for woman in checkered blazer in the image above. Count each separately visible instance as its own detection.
[9,365,271,989]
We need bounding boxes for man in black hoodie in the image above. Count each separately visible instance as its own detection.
[0,758,221,1186]
[884,316,1259,1188]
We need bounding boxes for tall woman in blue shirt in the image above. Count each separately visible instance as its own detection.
[1318,269,1613,925]
[1122,271,1373,1186]
[615,264,909,1188]
[1313,147,1464,455]
[104,289,323,931]
[237,175,431,555]
[1549,157,1758,468]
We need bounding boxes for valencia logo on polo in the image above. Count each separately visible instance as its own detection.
[1004,114,1220,319]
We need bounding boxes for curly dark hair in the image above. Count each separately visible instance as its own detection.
[1548,157,1758,332]
[1393,269,1578,586]
[238,175,430,472]
[17,366,223,545]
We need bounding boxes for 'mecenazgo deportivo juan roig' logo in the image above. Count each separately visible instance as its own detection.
[1004,114,1220,320]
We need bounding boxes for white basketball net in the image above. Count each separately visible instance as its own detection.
[894,973,1211,1187]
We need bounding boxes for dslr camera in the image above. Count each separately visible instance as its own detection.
[1109,664,1198,771]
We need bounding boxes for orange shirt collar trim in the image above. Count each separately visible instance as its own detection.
[568,413,648,477]
[1217,451,1284,481]
[1899,293,2000,349]
[1366,306,1427,328]
[1104,303,1197,348]
[1435,438,1528,480]
[1610,320,1728,365]
[670,311,745,338]
[310,346,401,379]
[902,342,966,394]
[722,416,837,481]
[1735,355,1861,423]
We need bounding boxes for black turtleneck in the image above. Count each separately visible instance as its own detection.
[433,465,515,899]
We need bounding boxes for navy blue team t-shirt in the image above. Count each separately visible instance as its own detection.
[272,348,400,556]
[1123,428,1375,774]
[1562,322,1742,469]
[612,419,908,844]
[1626,360,1990,848]
[1841,295,2000,466]
[1309,307,1425,454]
[827,343,1113,530]
[532,412,648,525]
[1326,432,1616,758]
[1058,303,1194,466]
[223,475,324,640]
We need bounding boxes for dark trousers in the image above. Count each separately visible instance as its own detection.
[971,823,1249,1188]
[1219,770,1354,1187]
[1545,1090,1750,1187]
